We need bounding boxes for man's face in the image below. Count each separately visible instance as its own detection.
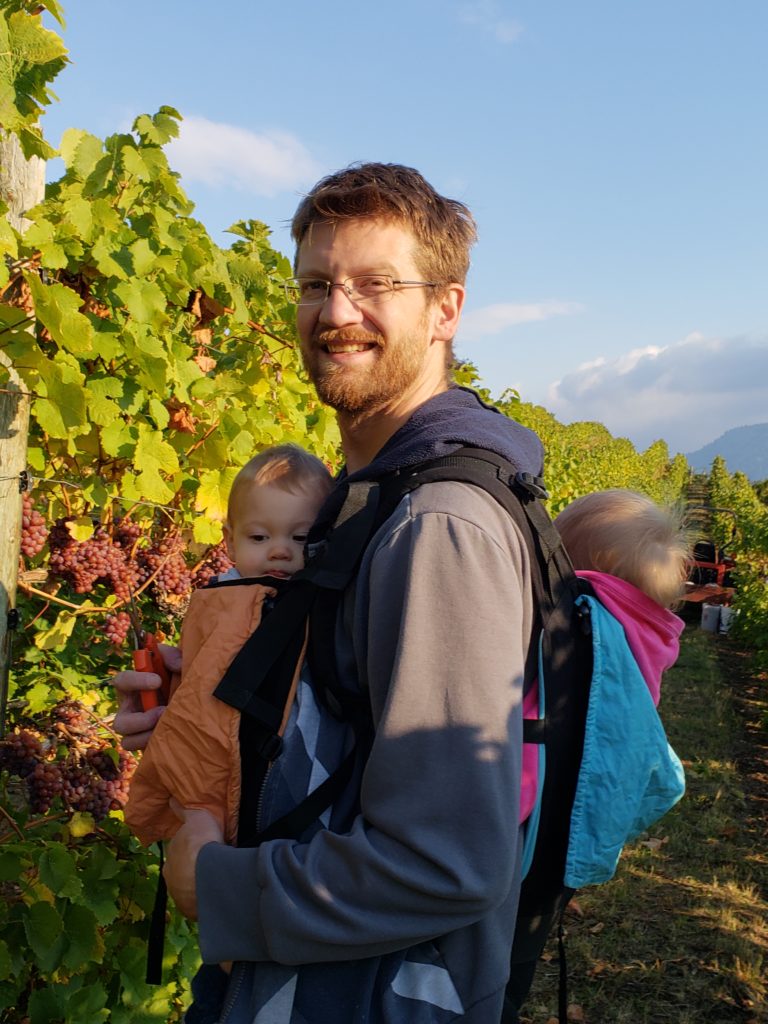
[295,219,455,417]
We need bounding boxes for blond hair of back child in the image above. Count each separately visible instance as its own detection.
[554,489,689,608]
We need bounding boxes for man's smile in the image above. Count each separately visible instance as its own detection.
[323,342,377,354]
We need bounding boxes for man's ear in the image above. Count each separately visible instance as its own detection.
[432,283,465,341]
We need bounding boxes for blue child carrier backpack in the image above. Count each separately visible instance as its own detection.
[211,448,685,1024]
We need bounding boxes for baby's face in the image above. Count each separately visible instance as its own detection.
[224,483,321,579]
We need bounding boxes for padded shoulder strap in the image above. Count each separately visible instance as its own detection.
[385,448,576,624]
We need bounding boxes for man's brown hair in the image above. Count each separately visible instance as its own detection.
[291,162,478,288]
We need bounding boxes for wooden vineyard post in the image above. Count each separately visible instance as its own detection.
[0,133,44,736]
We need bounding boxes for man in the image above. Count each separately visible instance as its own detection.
[116,163,544,1023]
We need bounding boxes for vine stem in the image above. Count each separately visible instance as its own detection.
[0,803,24,839]
[184,419,220,457]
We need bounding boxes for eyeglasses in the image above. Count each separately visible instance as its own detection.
[284,275,439,306]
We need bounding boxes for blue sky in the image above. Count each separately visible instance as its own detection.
[42,1,768,455]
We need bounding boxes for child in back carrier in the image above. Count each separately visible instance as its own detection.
[520,489,689,823]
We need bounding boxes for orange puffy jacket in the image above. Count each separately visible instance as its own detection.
[124,580,301,845]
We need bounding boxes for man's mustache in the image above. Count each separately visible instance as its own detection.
[310,327,384,347]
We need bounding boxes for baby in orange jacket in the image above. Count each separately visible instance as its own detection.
[124,444,333,846]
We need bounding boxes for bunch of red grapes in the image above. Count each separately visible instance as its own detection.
[20,497,232,647]
[0,700,136,819]
[20,493,48,557]
[191,542,234,588]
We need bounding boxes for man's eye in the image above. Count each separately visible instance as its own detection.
[300,279,328,297]
[354,275,390,295]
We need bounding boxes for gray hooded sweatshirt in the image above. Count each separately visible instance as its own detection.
[194,387,543,1023]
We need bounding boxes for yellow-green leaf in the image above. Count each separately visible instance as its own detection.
[68,812,96,838]
[26,275,94,354]
[34,363,88,439]
[34,613,76,650]
[193,516,223,545]
[195,467,239,520]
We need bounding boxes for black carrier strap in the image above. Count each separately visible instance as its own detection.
[213,479,385,849]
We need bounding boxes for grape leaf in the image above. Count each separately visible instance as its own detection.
[26,276,95,354]
[38,845,82,900]
[24,901,64,972]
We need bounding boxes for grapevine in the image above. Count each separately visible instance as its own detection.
[707,457,768,670]
[0,701,137,821]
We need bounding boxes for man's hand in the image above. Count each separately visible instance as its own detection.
[112,644,181,751]
[164,799,224,920]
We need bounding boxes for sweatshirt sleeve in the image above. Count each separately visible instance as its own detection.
[196,482,532,965]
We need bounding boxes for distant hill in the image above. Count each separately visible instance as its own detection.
[686,423,768,481]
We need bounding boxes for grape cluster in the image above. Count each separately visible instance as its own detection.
[49,521,140,602]
[103,611,132,648]
[0,702,137,821]
[50,699,92,737]
[0,729,44,778]
[114,519,142,551]
[137,533,192,598]
[192,542,234,588]
[20,493,48,558]
[26,761,64,814]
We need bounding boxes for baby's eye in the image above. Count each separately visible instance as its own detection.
[293,534,308,544]
[250,534,267,542]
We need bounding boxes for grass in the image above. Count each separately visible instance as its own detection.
[521,626,768,1024]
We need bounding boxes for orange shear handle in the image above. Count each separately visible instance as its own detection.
[133,633,172,711]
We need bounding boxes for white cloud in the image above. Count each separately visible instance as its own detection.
[546,334,768,453]
[457,1,523,43]
[460,300,583,338]
[166,116,322,197]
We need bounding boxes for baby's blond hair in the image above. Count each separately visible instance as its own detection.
[227,444,333,523]
[555,489,689,608]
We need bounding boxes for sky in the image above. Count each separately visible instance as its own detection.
[40,1,768,456]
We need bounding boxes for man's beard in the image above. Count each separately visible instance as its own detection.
[301,320,429,416]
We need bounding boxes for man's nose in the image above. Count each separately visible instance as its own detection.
[318,284,365,326]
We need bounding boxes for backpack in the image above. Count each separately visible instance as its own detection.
[212,447,686,1022]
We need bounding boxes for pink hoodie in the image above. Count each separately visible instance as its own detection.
[519,571,684,822]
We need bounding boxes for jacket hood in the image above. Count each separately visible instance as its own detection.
[309,388,544,537]
[580,570,684,705]
[348,387,544,482]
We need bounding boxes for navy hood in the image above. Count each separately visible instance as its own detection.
[348,386,543,482]
[309,388,543,538]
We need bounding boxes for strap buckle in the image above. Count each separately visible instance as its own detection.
[514,471,549,501]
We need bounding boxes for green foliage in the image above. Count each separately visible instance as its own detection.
[707,458,768,672]
[0,1,68,159]
[2,98,340,1016]
[503,401,690,514]
[0,793,195,1022]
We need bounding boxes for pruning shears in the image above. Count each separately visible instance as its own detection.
[128,595,172,711]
